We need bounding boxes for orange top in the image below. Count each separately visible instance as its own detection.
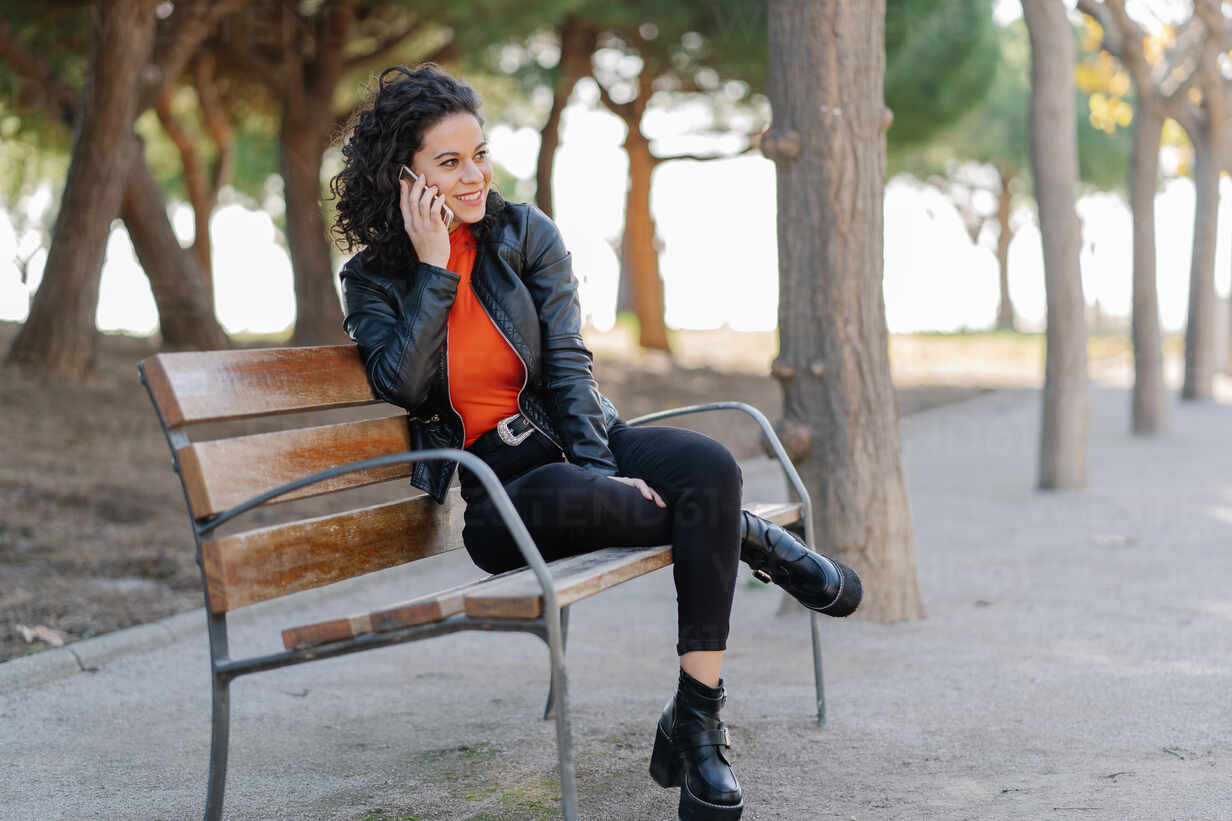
[445,226,524,447]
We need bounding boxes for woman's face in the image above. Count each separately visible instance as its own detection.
[411,112,492,227]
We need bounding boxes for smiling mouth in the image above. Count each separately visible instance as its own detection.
[455,190,484,204]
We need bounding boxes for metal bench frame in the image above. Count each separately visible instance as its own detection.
[139,363,823,821]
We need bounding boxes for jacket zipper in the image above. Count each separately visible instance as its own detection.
[470,250,567,460]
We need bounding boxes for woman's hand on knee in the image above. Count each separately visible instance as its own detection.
[608,476,666,508]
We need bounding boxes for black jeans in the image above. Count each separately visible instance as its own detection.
[458,419,743,655]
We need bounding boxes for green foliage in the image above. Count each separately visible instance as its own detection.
[0,3,85,162]
[886,0,999,151]
[891,21,1131,196]
[0,102,67,215]
[477,0,769,134]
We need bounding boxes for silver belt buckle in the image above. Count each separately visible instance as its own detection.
[496,413,534,446]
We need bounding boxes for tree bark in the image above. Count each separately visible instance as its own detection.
[995,168,1016,332]
[1023,0,1089,490]
[596,67,671,352]
[121,140,229,350]
[7,1,158,378]
[535,17,596,218]
[279,4,352,347]
[1182,120,1221,400]
[1129,105,1167,430]
[155,93,214,278]
[766,0,922,623]
[622,124,671,351]
[282,106,348,346]
[190,52,237,282]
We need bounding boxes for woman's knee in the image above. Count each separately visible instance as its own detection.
[676,435,743,500]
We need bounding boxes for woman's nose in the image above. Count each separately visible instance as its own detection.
[460,160,484,183]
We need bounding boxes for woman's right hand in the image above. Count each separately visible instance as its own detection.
[400,174,450,269]
[608,475,666,508]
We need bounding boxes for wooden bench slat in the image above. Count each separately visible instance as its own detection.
[178,415,413,517]
[202,489,465,613]
[142,346,379,428]
[462,501,803,620]
[278,501,804,650]
[281,568,524,650]
[465,545,674,620]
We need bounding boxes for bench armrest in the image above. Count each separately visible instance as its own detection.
[197,449,566,618]
[626,401,815,548]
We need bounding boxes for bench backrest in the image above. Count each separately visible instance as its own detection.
[141,345,464,614]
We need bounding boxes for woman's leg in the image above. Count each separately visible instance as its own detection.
[461,458,676,571]
[462,424,746,819]
[605,423,744,663]
[604,424,745,818]
[462,423,744,660]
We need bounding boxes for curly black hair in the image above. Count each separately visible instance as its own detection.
[330,64,505,273]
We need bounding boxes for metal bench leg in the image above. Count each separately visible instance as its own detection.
[204,672,231,821]
[810,612,826,726]
[543,604,570,720]
[544,606,578,821]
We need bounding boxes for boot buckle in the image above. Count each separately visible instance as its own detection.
[752,568,772,584]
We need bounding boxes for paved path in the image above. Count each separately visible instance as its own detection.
[3,386,1230,820]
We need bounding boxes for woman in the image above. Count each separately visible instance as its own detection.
[330,64,861,821]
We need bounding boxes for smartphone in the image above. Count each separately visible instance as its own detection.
[400,164,455,229]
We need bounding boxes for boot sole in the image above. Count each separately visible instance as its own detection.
[817,559,863,617]
[650,724,744,819]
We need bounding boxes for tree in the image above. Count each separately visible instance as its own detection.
[504,1,768,352]
[588,3,766,352]
[535,15,598,219]
[6,1,159,378]
[0,1,237,374]
[892,20,1131,335]
[884,0,999,154]
[1022,0,1089,489]
[1080,1,1229,403]
[213,1,371,346]
[765,0,922,622]
[1175,2,1230,401]
[515,1,997,353]
[1075,0,1204,429]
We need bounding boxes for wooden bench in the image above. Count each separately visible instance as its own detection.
[138,344,824,821]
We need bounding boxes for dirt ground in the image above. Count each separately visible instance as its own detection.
[0,320,990,663]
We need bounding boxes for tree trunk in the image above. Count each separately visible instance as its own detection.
[155,93,215,280]
[191,51,237,284]
[995,168,1016,332]
[535,17,595,218]
[1129,105,1166,431]
[121,141,229,350]
[282,107,348,346]
[1182,123,1219,400]
[7,1,157,378]
[1023,0,1088,490]
[766,0,922,623]
[622,125,671,352]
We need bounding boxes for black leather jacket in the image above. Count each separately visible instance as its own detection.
[339,201,620,503]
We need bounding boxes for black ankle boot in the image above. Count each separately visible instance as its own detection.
[740,510,863,616]
[649,669,743,820]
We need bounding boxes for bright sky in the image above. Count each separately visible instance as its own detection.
[1,87,1230,337]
